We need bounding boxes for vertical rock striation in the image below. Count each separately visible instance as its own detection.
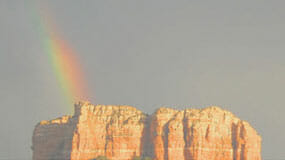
[150,107,261,160]
[71,102,146,160]
[32,115,78,160]
[32,102,261,160]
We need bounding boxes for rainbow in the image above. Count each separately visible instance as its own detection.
[37,7,89,112]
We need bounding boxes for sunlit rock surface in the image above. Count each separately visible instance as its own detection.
[32,102,261,160]
[150,107,261,160]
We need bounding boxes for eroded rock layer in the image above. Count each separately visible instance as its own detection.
[150,107,261,160]
[32,102,261,160]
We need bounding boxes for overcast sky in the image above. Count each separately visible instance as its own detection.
[1,0,285,159]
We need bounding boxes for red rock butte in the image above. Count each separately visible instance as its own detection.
[32,101,262,160]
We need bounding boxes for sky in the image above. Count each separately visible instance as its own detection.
[1,0,285,159]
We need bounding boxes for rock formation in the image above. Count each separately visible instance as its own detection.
[32,101,262,160]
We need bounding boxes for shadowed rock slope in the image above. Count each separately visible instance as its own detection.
[32,101,261,160]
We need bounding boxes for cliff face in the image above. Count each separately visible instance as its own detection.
[150,107,261,160]
[32,102,261,160]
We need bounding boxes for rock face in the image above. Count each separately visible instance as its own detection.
[32,102,262,160]
[150,107,261,160]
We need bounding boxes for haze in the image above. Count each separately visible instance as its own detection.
[1,0,284,159]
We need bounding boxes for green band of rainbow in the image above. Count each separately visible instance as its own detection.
[37,7,89,112]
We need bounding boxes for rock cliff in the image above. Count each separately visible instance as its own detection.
[32,101,261,160]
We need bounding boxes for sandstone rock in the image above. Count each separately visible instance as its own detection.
[150,107,262,160]
[32,102,261,160]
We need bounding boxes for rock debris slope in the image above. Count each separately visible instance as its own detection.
[32,101,261,160]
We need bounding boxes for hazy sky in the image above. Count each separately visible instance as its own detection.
[1,0,285,159]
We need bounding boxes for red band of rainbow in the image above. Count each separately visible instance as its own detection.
[38,7,89,112]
